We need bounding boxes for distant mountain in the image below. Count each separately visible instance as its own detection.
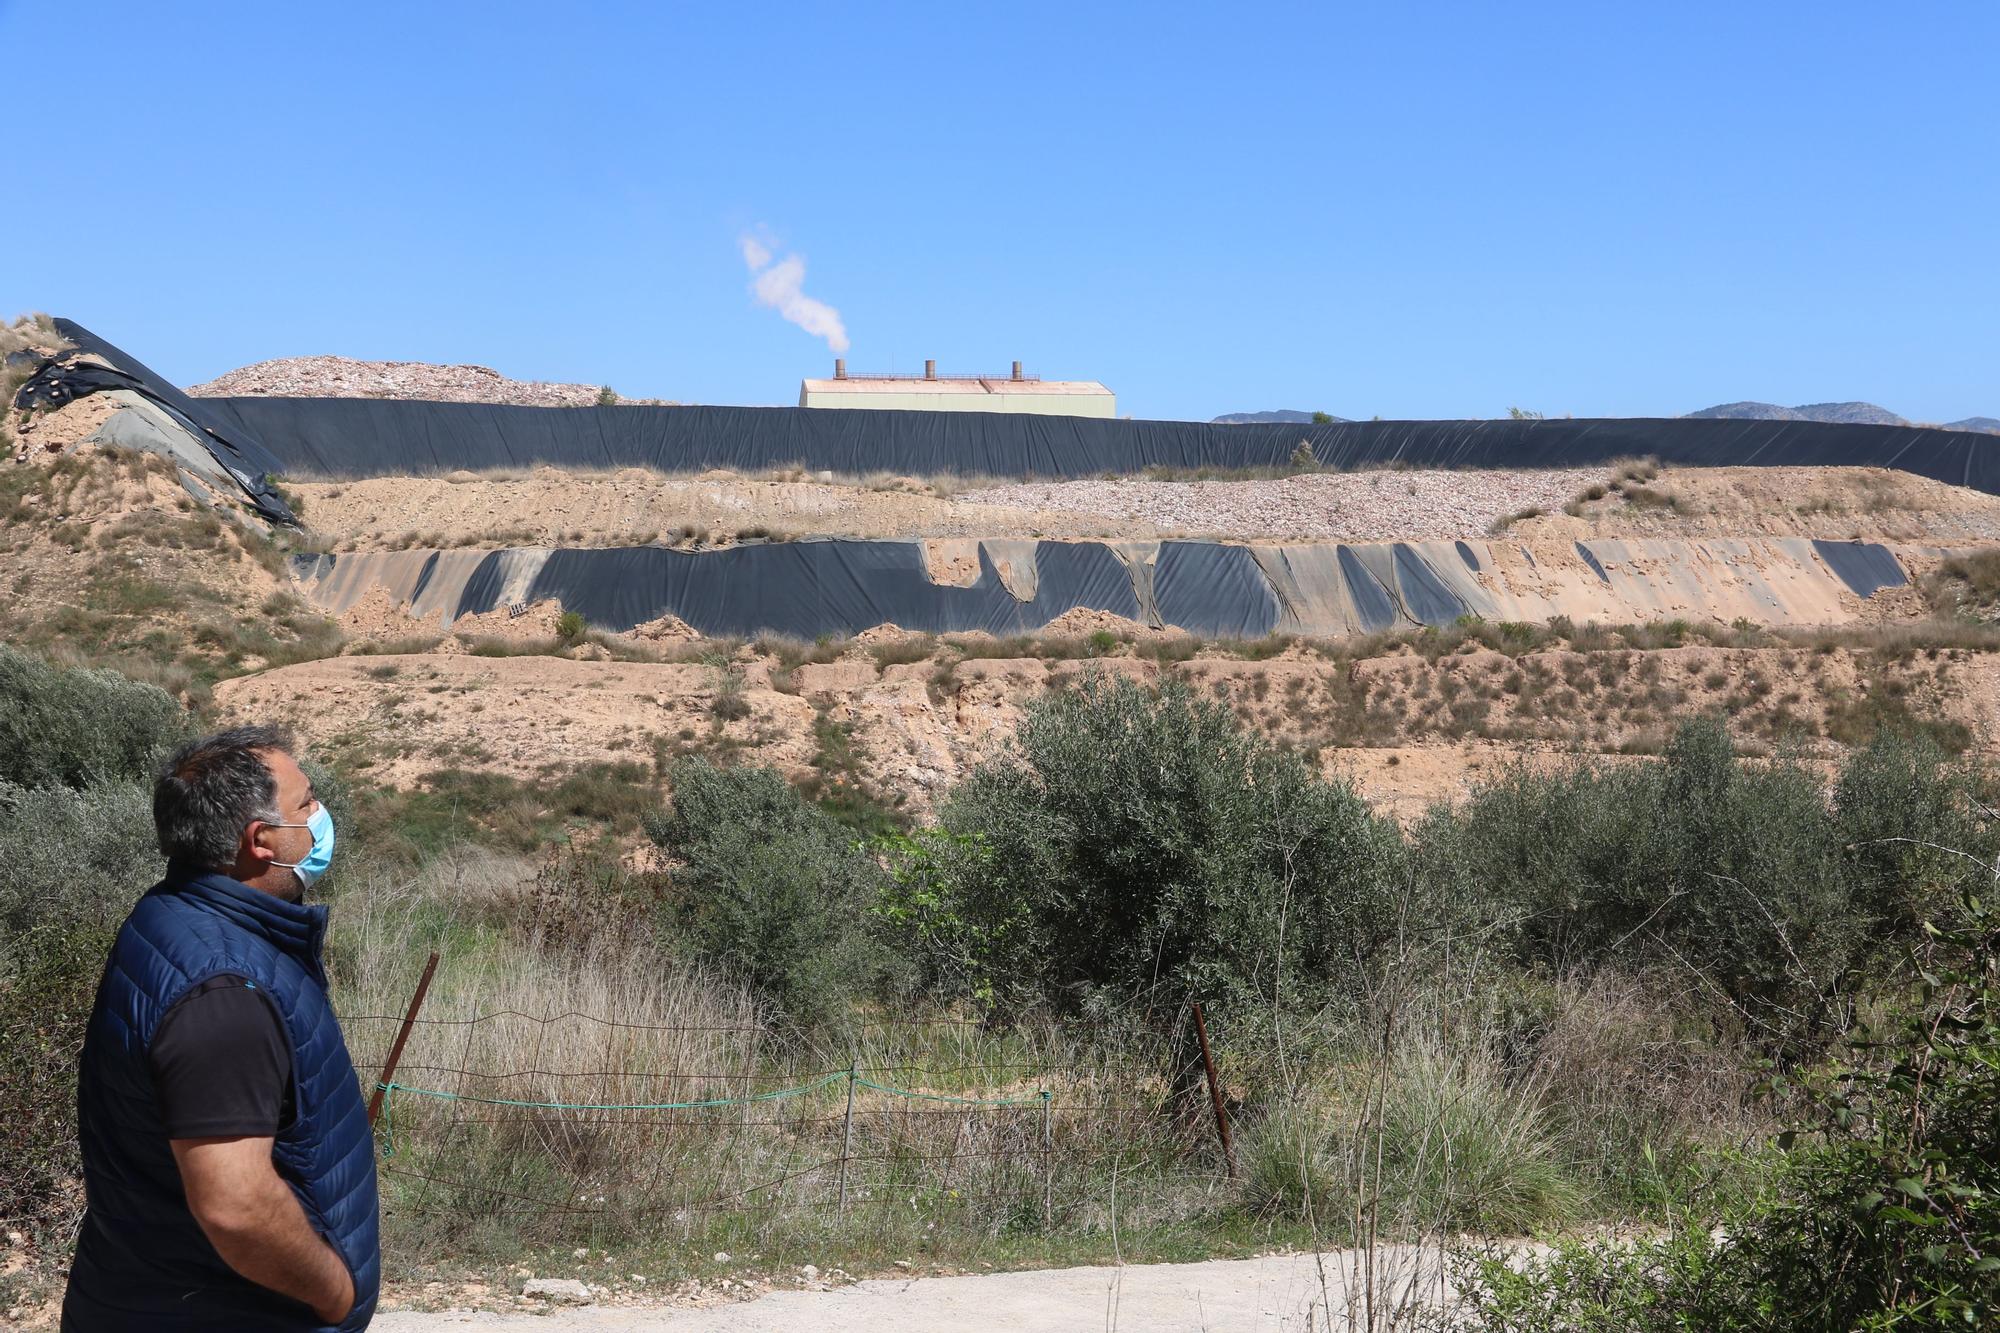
[1211,410,1345,424]
[1685,400,1909,426]
[1684,401,2000,431]
[1791,402,1909,426]
[1684,401,1804,421]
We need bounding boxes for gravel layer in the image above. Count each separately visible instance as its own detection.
[187,356,671,407]
[959,469,1603,541]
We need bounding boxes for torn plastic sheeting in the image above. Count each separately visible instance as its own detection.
[35,321,295,523]
[1405,541,1503,622]
[1575,543,1612,584]
[292,534,1948,645]
[1455,541,1482,573]
[1812,540,1907,598]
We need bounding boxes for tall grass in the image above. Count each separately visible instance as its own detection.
[327,851,1211,1276]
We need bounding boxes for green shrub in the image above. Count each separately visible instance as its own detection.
[1446,887,2000,1331]
[0,778,159,1236]
[0,918,117,1237]
[556,610,586,644]
[931,675,1407,1018]
[0,644,188,788]
[644,759,884,1029]
[1411,718,1978,1044]
[0,780,160,958]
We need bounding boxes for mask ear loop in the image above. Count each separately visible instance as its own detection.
[263,809,326,871]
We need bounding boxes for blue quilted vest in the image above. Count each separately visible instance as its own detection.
[63,865,380,1332]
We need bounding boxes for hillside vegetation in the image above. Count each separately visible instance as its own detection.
[5,642,1995,1325]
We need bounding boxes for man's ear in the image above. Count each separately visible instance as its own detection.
[242,820,278,867]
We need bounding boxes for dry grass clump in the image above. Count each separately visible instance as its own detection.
[328,846,1202,1265]
[1921,547,2000,621]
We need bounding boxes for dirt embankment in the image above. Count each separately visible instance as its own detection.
[211,637,1999,822]
[0,448,322,696]
[1505,466,2000,543]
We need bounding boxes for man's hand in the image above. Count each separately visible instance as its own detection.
[170,1136,355,1324]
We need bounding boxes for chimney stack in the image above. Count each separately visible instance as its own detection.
[924,358,936,380]
[1011,360,1023,382]
[834,358,845,379]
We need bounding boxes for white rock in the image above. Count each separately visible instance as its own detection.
[522,1278,593,1305]
[801,1264,819,1280]
[713,1251,731,1263]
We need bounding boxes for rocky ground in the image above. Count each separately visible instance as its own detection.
[957,468,1604,542]
[284,464,2000,551]
[186,355,671,407]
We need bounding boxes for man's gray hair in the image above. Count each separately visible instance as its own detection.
[154,725,296,870]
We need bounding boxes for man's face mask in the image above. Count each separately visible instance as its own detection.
[267,805,336,895]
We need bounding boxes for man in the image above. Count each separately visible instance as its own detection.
[62,725,379,1331]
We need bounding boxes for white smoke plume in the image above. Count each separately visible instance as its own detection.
[739,232,849,354]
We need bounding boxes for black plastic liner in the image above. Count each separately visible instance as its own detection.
[198,391,2000,490]
[26,321,296,522]
[1812,539,1909,598]
[1575,543,1612,584]
[1336,546,1399,632]
[1392,544,1470,624]
[41,319,2000,500]
[298,534,1922,641]
[1152,543,1280,638]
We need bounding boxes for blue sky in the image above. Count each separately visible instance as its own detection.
[3,2,1993,422]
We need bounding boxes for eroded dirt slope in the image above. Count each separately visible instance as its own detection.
[211,634,1998,821]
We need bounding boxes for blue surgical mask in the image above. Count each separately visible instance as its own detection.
[268,805,336,892]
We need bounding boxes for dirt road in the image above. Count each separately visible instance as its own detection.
[374,1249,1447,1332]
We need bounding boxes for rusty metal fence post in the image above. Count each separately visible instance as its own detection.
[1040,1090,1053,1226]
[1193,1002,1236,1178]
[369,951,439,1128]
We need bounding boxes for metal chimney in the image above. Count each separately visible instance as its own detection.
[834,358,846,379]
[1011,360,1023,381]
[924,358,936,380]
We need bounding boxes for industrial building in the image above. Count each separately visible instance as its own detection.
[799,359,1116,417]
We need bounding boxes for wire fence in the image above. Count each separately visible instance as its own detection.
[343,1004,1228,1250]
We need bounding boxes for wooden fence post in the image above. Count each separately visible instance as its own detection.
[837,1058,858,1215]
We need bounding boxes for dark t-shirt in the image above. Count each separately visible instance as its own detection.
[148,974,294,1138]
